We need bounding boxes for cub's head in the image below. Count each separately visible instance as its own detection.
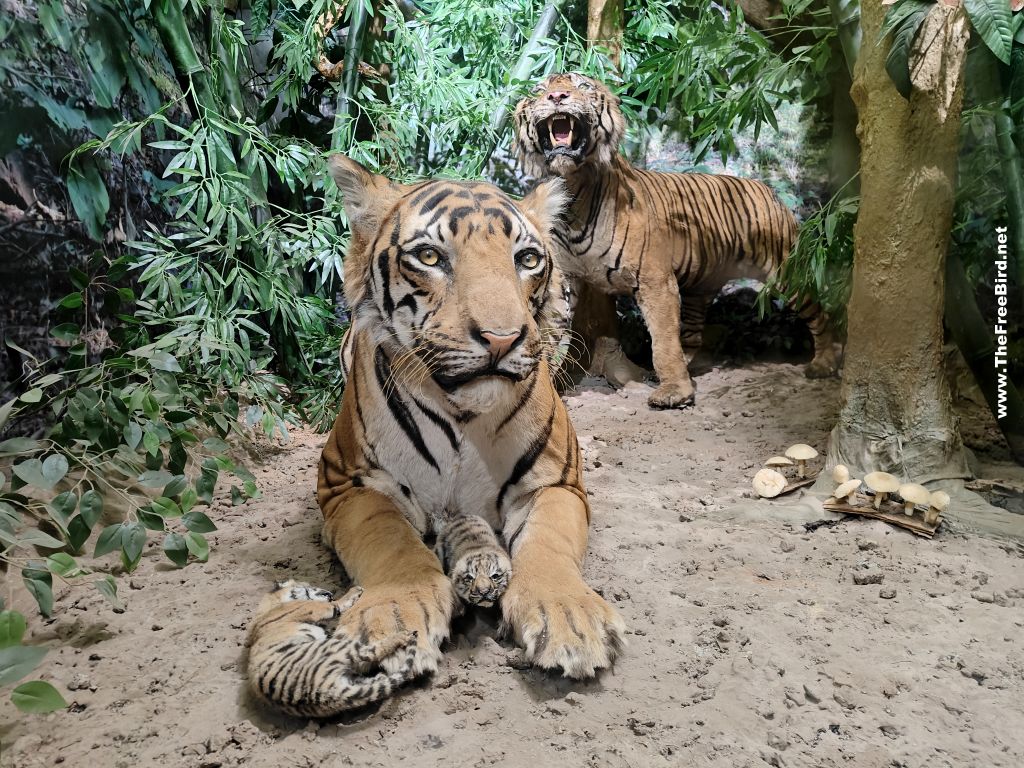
[330,156,568,411]
[514,72,625,179]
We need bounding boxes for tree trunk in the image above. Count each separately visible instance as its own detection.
[828,1,971,484]
[587,0,623,65]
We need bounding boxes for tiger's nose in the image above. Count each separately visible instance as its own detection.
[546,90,570,103]
[479,329,523,361]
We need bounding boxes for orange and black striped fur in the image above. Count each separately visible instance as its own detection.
[247,581,418,716]
[309,156,625,700]
[515,73,839,409]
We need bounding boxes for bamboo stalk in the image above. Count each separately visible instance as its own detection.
[480,1,566,169]
[331,0,372,152]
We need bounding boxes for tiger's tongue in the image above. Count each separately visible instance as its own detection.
[551,117,573,146]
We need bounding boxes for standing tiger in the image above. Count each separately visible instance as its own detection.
[299,156,625,706]
[515,72,839,409]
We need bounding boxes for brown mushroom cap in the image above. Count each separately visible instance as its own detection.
[834,479,861,502]
[832,464,850,485]
[864,471,900,494]
[764,456,795,468]
[785,444,819,462]
[753,468,788,498]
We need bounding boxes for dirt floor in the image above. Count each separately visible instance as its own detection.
[2,361,1024,768]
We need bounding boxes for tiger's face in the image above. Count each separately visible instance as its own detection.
[330,156,568,411]
[514,72,625,179]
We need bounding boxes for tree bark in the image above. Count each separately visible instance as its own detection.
[587,0,623,65]
[829,1,971,484]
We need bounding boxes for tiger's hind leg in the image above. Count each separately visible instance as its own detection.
[441,515,511,608]
[791,297,839,378]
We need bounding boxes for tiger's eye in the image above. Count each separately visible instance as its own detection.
[417,249,440,266]
[518,251,541,270]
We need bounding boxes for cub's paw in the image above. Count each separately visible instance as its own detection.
[648,381,695,410]
[336,577,456,677]
[451,550,512,608]
[501,578,627,679]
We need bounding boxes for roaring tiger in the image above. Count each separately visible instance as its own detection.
[515,72,839,409]
[306,156,625,701]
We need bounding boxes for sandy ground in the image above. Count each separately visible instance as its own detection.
[2,361,1024,768]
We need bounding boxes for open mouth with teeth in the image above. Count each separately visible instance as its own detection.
[536,113,589,158]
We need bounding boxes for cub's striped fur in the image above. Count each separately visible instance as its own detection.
[247,581,417,716]
[515,73,839,409]
[305,156,625,704]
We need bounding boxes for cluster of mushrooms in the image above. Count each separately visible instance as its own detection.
[827,466,949,526]
[752,443,819,498]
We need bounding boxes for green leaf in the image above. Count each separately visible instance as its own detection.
[12,460,47,489]
[120,522,146,568]
[164,410,194,424]
[0,610,27,648]
[94,523,123,557]
[11,680,67,713]
[882,0,931,98]
[93,575,123,611]
[162,475,187,498]
[142,427,161,456]
[67,158,110,242]
[51,323,80,343]
[0,646,48,686]
[67,516,91,551]
[185,531,209,562]
[79,490,103,528]
[230,485,245,506]
[138,469,173,488]
[163,532,188,567]
[182,510,216,533]
[22,569,54,618]
[149,350,182,372]
[46,552,83,578]
[19,389,43,404]
[150,497,182,518]
[0,437,40,456]
[41,454,69,488]
[964,0,1013,64]
[58,292,83,309]
[0,398,15,431]
[179,488,197,513]
[18,529,67,549]
[137,508,166,531]
[124,421,143,450]
[48,491,77,529]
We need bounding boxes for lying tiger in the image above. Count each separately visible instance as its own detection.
[253,156,625,715]
[515,73,839,409]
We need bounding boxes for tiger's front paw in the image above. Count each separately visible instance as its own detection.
[501,576,626,679]
[648,380,695,409]
[451,550,512,608]
[337,576,455,677]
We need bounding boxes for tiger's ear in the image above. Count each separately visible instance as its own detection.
[520,177,570,235]
[328,155,404,240]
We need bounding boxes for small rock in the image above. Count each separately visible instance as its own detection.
[780,540,796,553]
[67,674,93,692]
[802,684,821,704]
[784,688,805,708]
[856,539,879,551]
[879,587,897,599]
[970,591,995,604]
[545,702,568,716]
[766,733,790,751]
[853,563,884,585]
[564,692,583,707]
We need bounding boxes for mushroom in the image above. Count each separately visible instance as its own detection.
[764,456,794,471]
[897,483,930,517]
[833,478,862,505]
[832,464,850,485]
[753,468,788,498]
[785,444,818,478]
[863,471,900,510]
[926,490,950,525]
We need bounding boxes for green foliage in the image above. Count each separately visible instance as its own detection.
[0,607,66,714]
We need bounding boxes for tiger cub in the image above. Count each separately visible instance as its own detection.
[247,580,417,716]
